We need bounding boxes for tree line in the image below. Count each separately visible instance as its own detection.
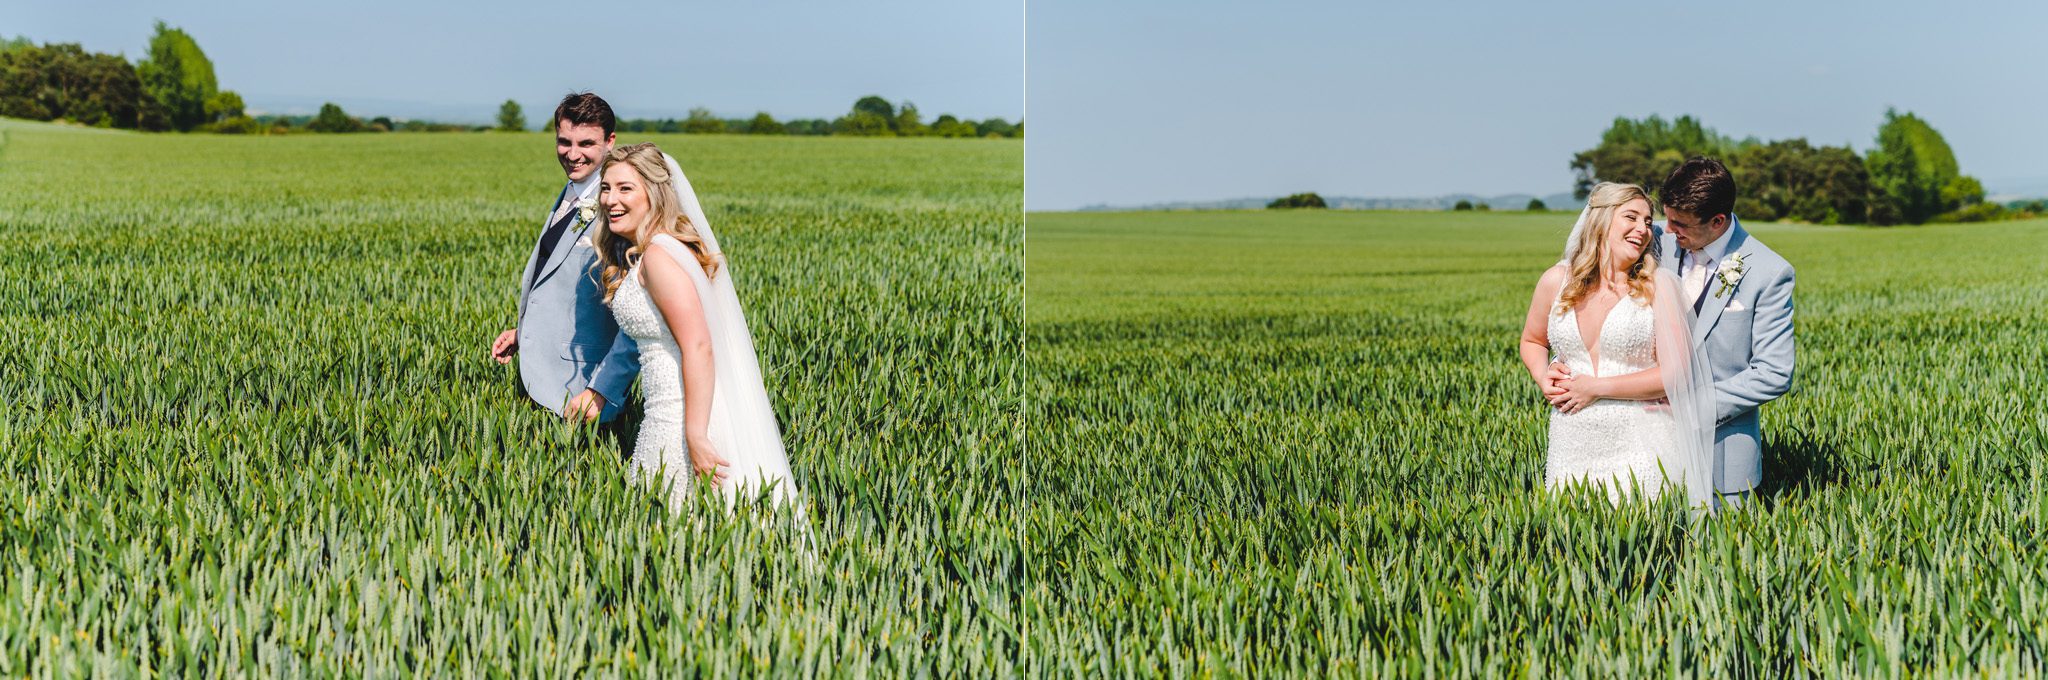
[1,23,252,132]
[1571,111,2029,225]
[2,25,1020,140]
[523,96,1020,138]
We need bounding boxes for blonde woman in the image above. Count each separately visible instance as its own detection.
[1518,182,1717,507]
[594,142,801,510]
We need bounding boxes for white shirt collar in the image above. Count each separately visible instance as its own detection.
[566,163,604,204]
[1689,215,1738,265]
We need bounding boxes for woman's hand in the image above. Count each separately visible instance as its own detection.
[1549,374,1606,415]
[1538,362,1570,401]
[688,434,731,483]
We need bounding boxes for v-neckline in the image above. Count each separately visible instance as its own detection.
[1572,295,1624,375]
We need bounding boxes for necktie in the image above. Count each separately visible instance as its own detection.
[529,184,579,288]
[1682,251,1712,314]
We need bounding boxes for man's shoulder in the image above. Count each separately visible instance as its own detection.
[1733,235,1792,276]
[1652,222,1675,250]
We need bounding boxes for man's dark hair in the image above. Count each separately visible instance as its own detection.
[554,92,615,137]
[1658,156,1736,220]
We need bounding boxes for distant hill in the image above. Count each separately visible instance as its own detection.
[1984,176,2048,203]
[1077,192,1583,212]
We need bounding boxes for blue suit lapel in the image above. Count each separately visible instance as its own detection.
[531,211,587,289]
[1692,218,1749,345]
[519,184,581,323]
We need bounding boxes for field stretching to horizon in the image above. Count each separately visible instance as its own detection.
[1028,208,2048,675]
[0,119,1023,674]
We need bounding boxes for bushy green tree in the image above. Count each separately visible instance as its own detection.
[832,111,892,136]
[136,21,219,131]
[1866,109,1980,224]
[497,99,524,131]
[852,95,894,120]
[1267,192,1328,209]
[931,114,978,138]
[204,89,243,122]
[976,117,1017,138]
[0,42,160,129]
[307,102,363,132]
[1452,199,1474,211]
[1527,198,1547,211]
[1570,114,1739,199]
[746,112,783,134]
[893,102,927,136]
[1727,139,1872,224]
[682,107,725,134]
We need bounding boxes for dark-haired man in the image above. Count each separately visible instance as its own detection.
[1652,157,1795,509]
[491,92,639,424]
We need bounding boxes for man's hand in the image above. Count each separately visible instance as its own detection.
[564,388,606,423]
[492,329,519,364]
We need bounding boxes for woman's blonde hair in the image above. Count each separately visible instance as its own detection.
[1555,182,1657,315]
[592,143,721,302]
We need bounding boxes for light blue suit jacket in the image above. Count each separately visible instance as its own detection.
[1655,216,1795,492]
[516,188,638,422]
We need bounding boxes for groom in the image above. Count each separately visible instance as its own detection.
[1653,157,1796,509]
[491,92,638,424]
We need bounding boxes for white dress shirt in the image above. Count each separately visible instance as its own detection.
[555,165,604,221]
[1682,222,1736,305]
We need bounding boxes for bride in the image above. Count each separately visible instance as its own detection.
[592,142,802,510]
[1518,182,1718,508]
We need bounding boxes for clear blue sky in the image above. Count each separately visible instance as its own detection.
[9,0,1023,124]
[1027,0,2048,210]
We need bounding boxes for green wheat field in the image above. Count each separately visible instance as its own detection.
[1027,209,2048,675]
[0,119,1022,675]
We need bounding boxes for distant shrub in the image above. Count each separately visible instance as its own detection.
[1267,193,1328,209]
[832,110,893,137]
[1527,198,1547,211]
[496,99,523,132]
[201,115,262,134]
[1453,200,1474,211]
[306,102,363,132]
[1933,202,2005,223]
[682,107,724,134]
[931,114,978,138]
[747,112,783,135]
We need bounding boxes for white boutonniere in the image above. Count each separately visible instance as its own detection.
[575,197,599,223]
[1714,252,1748,298]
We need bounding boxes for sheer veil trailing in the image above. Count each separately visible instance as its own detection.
[655,153,801,506]
[1557,206,1721,511]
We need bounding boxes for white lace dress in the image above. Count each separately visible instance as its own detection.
[1546,291,1678,501]
[609,235,800,509]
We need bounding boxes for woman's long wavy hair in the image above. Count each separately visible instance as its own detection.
[1555,182,1658,315]
[592,143,721,303]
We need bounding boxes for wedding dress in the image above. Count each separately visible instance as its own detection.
[1544,289,1676,500]
[1545,205,1720,509]
[609,156,801,511]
